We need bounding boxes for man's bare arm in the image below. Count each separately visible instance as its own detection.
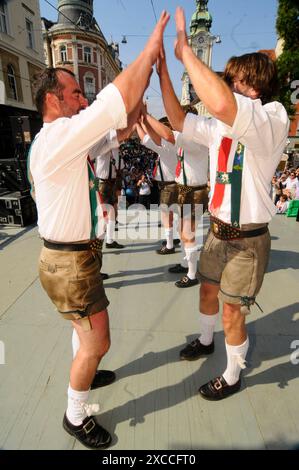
[156,48,185,132]
[174,7,237,127]
[145,114,175,144]
[113,11,170,116]
[135,122,146,142]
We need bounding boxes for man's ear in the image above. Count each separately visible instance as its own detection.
[45,92,60,111]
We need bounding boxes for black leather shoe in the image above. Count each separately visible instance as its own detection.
[198,376,241,401]
[106,241,124,249]
[162,239,181,247]
[100,273,109,281]
[63,413,112,449]
[180,338,214,361]
[175,276,199,288]
[90,370,116,390]
[168,264,188,274]
[156,246,175,255]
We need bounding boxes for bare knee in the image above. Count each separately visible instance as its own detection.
[200,283,219,313]
[222,303,245,336]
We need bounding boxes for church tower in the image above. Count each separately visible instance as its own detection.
[181,0,219,115]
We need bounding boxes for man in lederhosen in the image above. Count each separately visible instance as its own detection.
[137,108,209,288]
[136,113,180,255]
[158,8,289,399]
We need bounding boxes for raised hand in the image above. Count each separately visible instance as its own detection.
[174,7,189,62]
[144,10,170,65]
[156,43,166,77]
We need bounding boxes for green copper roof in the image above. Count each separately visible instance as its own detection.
[190,0,212,35]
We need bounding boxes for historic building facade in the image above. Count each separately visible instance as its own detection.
[181,0,220,115]
[42,0,122,104]
[0,0,45,157]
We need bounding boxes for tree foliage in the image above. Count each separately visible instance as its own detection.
[276,0,299,115]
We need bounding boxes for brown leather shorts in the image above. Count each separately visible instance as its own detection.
[39,246,109,330]
[98,179,117,205]
[177,184,209,218]
[199,226,270,314]
[158,181,178,207]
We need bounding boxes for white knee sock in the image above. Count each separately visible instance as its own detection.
[223,337,249,386]
[185,245,198,280]
[180,241,188,268]
[199,312,219,346]
[66,385,89,426]
[106,219,115,244]
[72,329,80,359]
[165,228,174,249]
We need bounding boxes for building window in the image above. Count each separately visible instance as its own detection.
[7,64,18,100]
[26,18,34,49]
[0,2,8,34]
[84,74,96,104]
[60,44,67,62]
[83,46,92,63]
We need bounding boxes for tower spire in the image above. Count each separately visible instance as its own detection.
[190,0,212,36]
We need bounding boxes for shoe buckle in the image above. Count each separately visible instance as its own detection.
[214,378,223,391]
[83,418,96,435]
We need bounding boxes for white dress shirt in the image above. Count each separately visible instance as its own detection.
[183,93,290,224]
[29,84,127,241]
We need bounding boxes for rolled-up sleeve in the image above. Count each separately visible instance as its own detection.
[217,93,289,157]
[182,113,215,148]
[142,135,161,152]
[97,84,127,131]
[217,93,253,141]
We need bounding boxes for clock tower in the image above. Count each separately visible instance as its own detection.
[181,0,219,114]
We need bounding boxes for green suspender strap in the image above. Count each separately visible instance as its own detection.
[230,143,245,228]
[87,156,107,239]
[158,158,164,182]
[215,142,245,228]
[176,147,187,186]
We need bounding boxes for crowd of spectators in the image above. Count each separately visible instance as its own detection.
[271,165,299,214]
[120,138,158,205]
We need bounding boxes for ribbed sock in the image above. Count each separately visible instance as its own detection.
[185,245,198,280]
[165,228,174,250]
[199,312,219,346]
[180,241,188,268]
[66,385,89,426]
[223,337,249,386]
[106,219,115,244]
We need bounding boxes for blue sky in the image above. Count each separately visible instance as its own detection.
[39,0,279,117]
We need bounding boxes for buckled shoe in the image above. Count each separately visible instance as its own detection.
[106,241,124,249]
[198,375,241,401]
[168,264,188,274]
[180,338,214,361]
[63,413,112,449]
[90,370,116,390]
[156,246,175,255]
[162,239,181,247]
[175,276,199,288]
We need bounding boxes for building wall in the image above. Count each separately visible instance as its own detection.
[43,27,121,103]
[0,0,45,110]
